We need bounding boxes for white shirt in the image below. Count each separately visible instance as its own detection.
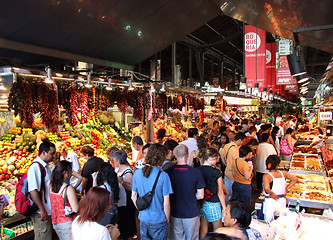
[276,126,284,138]
[60,151,80,172]
[180,138,198,164]
[256,143,277,173]
[72,217,111,240]
[117,166,132,207]
[313,135,324,148]
[27,157,52,215]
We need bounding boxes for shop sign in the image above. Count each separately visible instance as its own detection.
[285,85,297,90]
[244,25,266,90]
[266,43,277,92]
[276,55,293,85]
[223,96,253,106]
[320,112,332,120]
[278,39,291,56]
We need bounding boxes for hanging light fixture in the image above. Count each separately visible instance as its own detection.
[128,79,134,91]
[261,87,268,101]
[85,71,93,88]
[239,76,247,91]
[160,83,165,92]
[44,67,53,84]
[269,90,274,101]
[274,92,278,100]
[150,83,155,93]
[0,76,5,90]
[252,83,260,97]
[105,77,113,91]
[298,76,309,84]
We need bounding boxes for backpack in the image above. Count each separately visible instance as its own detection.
[15,162,46,216]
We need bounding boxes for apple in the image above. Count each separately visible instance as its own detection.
[0,175,4,181]
[2,167,7,174]
[5,175,9,180]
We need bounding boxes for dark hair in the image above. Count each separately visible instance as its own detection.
[113,150,128,165]
[50,161,72,193]
[106,147,119,157]
[219,126,227,134]
[246,138,259,146]
[261,133,270,142]
[234,132,246,142]
[142,143,152,152]
[143,143,167,177]
[156,128,166,140]
[228,198,252,228]
[286,128,294,135]
[272,126,280,135]
[164,140,178,152]
[316,127,323,134]
[96,162,120,203]
[201,122,208,128]
[195,116,200,121]
[199,147,219,165]
[132,136,144,146]
[81,146,94,157]
[242,119,248,125]
[211,141,221,149]
[239,145,253,158]
[220,133,229,144]
[266,155,281,170]
[77,187,111,223]
[197,136,208,150]
[202,233,232,240]
[213,120,219,127]
[235,125,243,132]
[39,140,55,156]
[248,126,257,134]
[188,128,199,138]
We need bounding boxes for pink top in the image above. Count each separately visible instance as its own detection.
[49,185,75,224]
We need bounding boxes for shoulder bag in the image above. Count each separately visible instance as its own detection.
[63,185,76,217]
[136,170,162,211]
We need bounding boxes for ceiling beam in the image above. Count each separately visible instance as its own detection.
[0,38,134,70]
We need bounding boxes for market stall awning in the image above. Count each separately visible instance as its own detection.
[0,0,220,69]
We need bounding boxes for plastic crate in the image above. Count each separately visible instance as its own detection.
[1,228,16,239]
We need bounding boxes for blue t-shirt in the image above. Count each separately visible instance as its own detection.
[132,167,173,224]
[167,165,205,218]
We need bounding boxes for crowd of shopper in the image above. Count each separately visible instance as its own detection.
[26,112,325,240]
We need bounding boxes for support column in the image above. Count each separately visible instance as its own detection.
[189,47,193,87]
[220,62,224,88]
[172,43,176,84]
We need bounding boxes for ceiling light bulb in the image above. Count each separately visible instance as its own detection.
[160,84,165,92]
[150,84,155,93]
[301,81,309,87]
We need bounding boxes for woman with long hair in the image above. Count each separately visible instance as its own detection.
[198,148,227,239]
[72,187,120,240]
[97,162,120,226]
[132,143,173,240]
[280,128,295,161]
[49,161,79,240]
[189,136,208,168]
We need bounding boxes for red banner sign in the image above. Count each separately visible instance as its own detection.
[266,43,276,92]
[276,55,293,85]
[245,25,266,90]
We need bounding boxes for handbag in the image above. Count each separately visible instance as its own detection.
[136,170,162,211]
[280,139,292,155]
[63,185,76,217]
